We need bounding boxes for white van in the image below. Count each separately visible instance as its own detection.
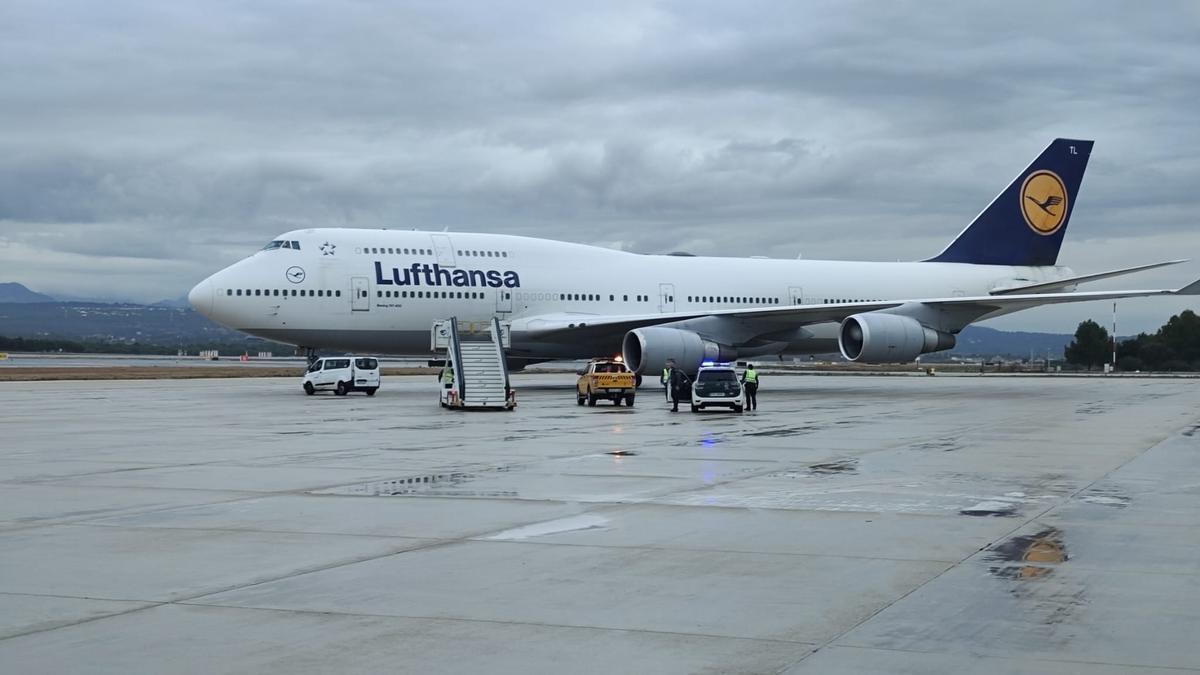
[303,357,381,396]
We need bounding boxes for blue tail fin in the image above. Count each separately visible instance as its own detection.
[926,138,1093,266]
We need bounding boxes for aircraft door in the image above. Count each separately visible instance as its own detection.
[351,276,370,311]
[431,234,456,267]
[659,283,676,313]
[789,286,803,305]
[495,289,513,314]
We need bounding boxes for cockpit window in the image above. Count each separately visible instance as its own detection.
[262,240,301,251]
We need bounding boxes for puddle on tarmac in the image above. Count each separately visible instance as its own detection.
[1075,402,1111,415]
[987,528,1067,579]
[312,471,516,498]
[959,500,1019,517]
[1078,486,1131,508]
[764,458,859,479]
[746,426,822,437]
[606,450,638,456]
[911,438,960,452]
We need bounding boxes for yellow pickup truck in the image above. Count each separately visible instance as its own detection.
[576,358,637,407]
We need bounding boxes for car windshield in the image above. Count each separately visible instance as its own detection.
[355,358,378,369]
[695,370,740,395]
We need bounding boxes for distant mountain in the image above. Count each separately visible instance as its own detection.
[0,282,55,303]
[151,296,191,309]
[0,301,246,344]
[948,325,1071,359]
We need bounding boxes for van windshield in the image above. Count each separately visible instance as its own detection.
[355,358,378,369]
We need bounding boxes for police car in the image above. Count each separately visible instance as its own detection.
[690,362,745,413]
[303,356,381,396]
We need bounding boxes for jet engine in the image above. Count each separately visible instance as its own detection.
[838,313,956,363]
[622,327,736,375]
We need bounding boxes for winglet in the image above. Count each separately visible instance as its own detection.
[1174,278,1200,295]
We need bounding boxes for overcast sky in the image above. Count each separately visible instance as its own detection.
[1,1,1197,332]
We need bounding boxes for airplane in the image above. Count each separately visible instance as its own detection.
[188,138,1198,378]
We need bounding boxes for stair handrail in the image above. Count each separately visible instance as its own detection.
[492,316,511,395]
[448,316,465,401]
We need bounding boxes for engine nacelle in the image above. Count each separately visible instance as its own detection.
[622,327,736,375]
[839,313,956,363]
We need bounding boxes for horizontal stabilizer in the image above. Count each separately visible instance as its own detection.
[990,259,1189,295]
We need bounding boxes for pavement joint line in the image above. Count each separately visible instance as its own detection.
[454,536,964,565]
[821,643,1200,673]
[778,418,1200,672]
[170,600,823,647]
[52,521,445,542]
[0,492,273,534]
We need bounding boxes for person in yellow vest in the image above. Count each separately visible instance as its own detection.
[661,360,673,401]
[440,364,455,388]
[740,363,759,411]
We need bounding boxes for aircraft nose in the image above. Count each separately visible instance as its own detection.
[188,277,214,317]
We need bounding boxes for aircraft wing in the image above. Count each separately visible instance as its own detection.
[989,259,1188,295]
[512,278,1200,342]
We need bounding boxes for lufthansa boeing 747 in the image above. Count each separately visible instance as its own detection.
[188,139,1198,375]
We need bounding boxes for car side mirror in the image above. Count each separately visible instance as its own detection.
[576,369,586,376]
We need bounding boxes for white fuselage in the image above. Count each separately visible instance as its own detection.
[188,228,1074,360]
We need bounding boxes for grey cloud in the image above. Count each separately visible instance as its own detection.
[0,0,1197,329]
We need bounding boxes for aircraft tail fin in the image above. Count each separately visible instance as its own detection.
[926,138,1093,266]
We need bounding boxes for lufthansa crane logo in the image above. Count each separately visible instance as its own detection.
[286,266,306,283]
[1020,170,1068,236]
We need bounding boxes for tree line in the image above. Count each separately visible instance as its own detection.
[0,335,289,357]
[1065,310,1200,371]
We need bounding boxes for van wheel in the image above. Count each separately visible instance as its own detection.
[365,388,377,396]
[303,382,315,396]
[625,395,635,407]
[335,381,347,396]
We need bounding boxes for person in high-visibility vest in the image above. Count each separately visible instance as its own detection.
[740,364,759,411]
[440,365,455,388]
[661,361,673,401]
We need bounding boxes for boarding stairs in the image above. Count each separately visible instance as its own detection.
[431,317,515,410]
